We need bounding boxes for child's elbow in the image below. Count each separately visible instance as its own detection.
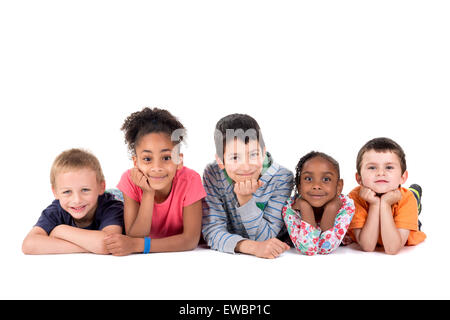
[184,234,200,251]
[186,244,198,251]
[22,237,36,255]
[186,239,199,251]
[384,246,401,255]
[360,243,376,253]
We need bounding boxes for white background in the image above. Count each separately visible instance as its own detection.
[0,0,449,299]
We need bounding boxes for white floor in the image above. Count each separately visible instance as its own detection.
[2,234,446,300]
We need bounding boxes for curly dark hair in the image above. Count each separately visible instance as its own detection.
[294,151,340,196]
[121,107,186,155]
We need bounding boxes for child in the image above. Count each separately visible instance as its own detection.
[281,151,355,255]
[22,149,124,255]
[103,107,206,256]
[348,137,426,255]
[202,113,293,259]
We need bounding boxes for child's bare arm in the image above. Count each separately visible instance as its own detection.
[320,196,343,231]
[123,168,156,237]
[379,190,410,254]
[123,192,155,237]
[354,187,381,252]
[105,200,203,256]
[292,198,316,227]
[22,226,87,255]
[50,224,122,255]
[151,200,202,251]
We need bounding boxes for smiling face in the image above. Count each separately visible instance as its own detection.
[52,168,105,227]
[217,138,265,183]
[298,156,343,208]
[133,132,183,196]
[356,150,408,194]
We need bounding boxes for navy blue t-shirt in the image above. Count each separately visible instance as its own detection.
[35,192,124,234]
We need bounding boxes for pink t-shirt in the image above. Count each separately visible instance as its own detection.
[117,166,206,239]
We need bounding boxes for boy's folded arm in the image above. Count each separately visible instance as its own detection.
[379,201,410,254]
[379,227,409,255]
[202,223,246,254]
[22,226,88,255]
[236,198,282,241]
[354,225,378,252]
[237,175,292,241]
[50,224,121,255]
[202,168,246,253]
[202,198,246,253]
[202,210,246,254]
[354,201,381,252]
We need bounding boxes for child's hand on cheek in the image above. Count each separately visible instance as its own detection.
[234,179,264,206]
[324,196,343,214]
[293,197,312,214]
[293,198,316,227]
[130,168,154,194]
[359,186,380,205]
[234,179,264,196]
[320,196,344,231]
[381,189,402,206]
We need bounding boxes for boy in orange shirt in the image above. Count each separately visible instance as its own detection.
[348,137,426,254]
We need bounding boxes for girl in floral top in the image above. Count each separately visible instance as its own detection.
[282,151,355,255]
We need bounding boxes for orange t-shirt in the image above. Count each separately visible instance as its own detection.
[348,186,426,246]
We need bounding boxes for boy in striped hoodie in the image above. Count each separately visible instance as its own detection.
[201,114,294,258]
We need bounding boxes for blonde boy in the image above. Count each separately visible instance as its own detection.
[348,138,426,254]
[22,149,124,254]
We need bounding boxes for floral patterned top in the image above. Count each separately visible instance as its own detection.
[282,194,355,255]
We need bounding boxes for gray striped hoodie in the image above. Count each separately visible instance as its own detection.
[201,153,294,254]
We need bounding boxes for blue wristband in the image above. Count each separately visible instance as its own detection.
[143,237,151,254]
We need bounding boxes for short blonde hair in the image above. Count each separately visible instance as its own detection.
[50,148,105,188]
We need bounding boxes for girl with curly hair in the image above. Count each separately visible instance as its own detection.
[104,107,206,255]
[281,151,355,255]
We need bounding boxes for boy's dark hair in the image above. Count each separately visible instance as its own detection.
[214,113,265,161]
[121,107,185,156]
[295,151,340,194]
[356,137,406,174]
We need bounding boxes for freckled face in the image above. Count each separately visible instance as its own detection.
[298,157,342,208]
